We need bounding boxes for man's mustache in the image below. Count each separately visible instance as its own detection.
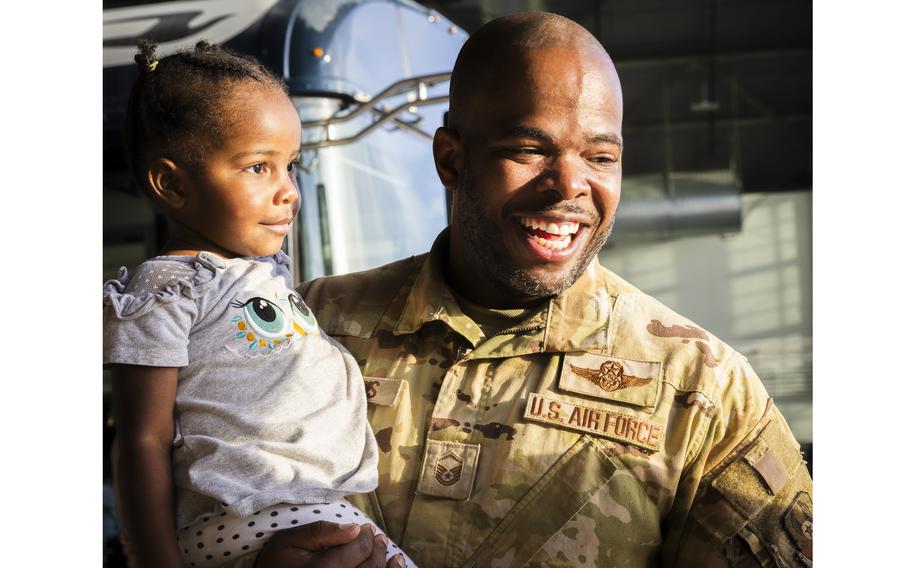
[524,201,598,224]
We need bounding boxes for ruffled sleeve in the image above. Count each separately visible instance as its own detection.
[102,257,217,367]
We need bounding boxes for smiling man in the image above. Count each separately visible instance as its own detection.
[252,11,812,568]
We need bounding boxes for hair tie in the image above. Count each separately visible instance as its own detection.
[147,60,159,72]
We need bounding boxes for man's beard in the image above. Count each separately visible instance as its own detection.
[451,168,613,301]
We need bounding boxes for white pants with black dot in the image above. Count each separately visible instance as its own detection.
[177,500,416,567]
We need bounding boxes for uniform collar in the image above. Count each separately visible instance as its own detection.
[393,230,485,346]
[544,254,614,353]
[391,229,615,354]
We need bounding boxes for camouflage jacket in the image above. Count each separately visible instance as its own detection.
[293,235,813,568]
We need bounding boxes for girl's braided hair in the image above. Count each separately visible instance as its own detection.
[124,39,288,191]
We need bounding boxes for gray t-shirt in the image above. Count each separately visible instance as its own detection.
[103,251,378,528]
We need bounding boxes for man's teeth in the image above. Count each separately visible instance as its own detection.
[519,217,580,236]
[530,234,571,249]
[518,217,579,251]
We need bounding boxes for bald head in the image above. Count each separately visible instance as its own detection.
[448,12,621,132]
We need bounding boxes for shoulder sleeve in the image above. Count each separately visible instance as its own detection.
[670,355,813,567]
[298,255,420,338]
[102,261,204,367]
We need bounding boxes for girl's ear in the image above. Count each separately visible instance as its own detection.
[146,158,186,209]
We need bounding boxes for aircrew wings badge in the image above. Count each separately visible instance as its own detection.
[559,353,662,408]
[569,360,652,392]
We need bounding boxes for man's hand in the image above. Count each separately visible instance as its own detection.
[254,521,405,567]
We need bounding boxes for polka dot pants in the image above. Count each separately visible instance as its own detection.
[177,501,416,567]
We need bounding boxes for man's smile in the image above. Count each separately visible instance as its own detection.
[519,217,581,250]
[509,213,595,261]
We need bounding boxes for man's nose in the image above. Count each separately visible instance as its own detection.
[543,154,589,200]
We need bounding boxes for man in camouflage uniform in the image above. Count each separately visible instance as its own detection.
[256,11,812,568]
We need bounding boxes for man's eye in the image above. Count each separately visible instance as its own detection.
[591,155,617,165]
[504,147,544,158]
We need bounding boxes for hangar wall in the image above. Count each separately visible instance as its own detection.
[601,190,812,442]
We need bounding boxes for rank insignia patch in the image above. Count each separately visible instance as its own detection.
[416,440,480,500]
[434,451,463,486]
[559,353,662,408]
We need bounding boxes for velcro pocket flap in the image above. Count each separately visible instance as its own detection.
[743,438,789,495]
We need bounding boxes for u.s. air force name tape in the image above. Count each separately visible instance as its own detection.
[363,377,405,406]
[523,392,665,452]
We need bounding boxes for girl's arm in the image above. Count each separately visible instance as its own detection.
[111,364,183,568]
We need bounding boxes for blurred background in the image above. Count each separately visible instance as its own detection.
[103,0,810,563]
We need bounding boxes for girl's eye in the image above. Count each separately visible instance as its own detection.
[287,161,298,173]
[239,297,288,338]
[247,163,266,174]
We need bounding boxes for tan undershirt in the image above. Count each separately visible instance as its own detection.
[451,290,543,338]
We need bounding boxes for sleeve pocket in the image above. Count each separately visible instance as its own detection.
[694,405,812,567]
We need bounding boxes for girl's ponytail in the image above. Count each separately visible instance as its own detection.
[135,38,159,73]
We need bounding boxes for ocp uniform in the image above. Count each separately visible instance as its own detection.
[299,233,813,568]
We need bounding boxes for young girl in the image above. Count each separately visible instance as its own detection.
[103,41,415,568]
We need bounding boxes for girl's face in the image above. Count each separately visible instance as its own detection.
[174,84,303,258]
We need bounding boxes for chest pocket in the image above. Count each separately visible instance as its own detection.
[464,435,616,568]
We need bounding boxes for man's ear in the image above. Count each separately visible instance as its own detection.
[146,158,186,209]
[433,127,464,192]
